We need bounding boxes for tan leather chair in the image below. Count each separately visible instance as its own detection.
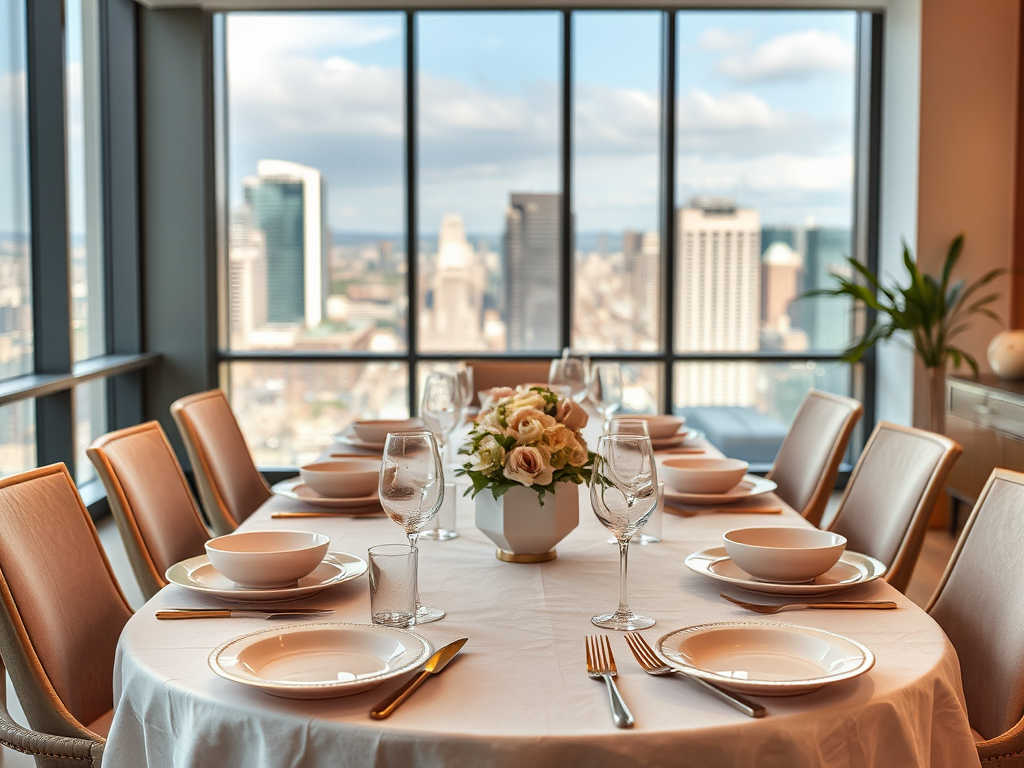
[88,421,211,600]
[826,421,962,594]
[927,469,1024,765]
[171,389,271,535]
[766,389,863,527]
[468,360,554,406]
[0,463,133,766]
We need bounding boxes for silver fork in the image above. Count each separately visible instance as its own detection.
[720,592,898,614]
[623,632,766,718]
[585,635,634,728]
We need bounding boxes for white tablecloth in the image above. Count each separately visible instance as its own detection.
[105,448,980,768]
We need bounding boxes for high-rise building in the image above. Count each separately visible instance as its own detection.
[228,203,268,349]
[421,214,487,351]
[676,196,761,406]
[504,193,560,351]
[760,241,808,351]
[243,159,327,328]
[801,227,852,349]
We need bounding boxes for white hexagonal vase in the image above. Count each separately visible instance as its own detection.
[474,484,580,563]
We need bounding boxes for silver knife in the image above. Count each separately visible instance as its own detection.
[155,608,334,620]
[370,638,468,719]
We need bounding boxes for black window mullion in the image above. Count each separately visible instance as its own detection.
[559,10,572,353]
[661,10,677,414]
[26,0,75,472]
[405,10,419,415]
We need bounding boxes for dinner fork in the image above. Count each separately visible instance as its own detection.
[585,635,634,728]
[720,593,898,614]
[623,633,766,718]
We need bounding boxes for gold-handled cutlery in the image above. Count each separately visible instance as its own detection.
[665,505,782,516]
[720,593,899,614]
[156,608,335,620]
[585,635,633,728]
[623,633,766,719]
[370,638,468,719]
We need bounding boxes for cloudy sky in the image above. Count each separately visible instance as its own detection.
[0,0,29,237]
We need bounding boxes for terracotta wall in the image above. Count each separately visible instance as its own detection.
[913,0,1019,427]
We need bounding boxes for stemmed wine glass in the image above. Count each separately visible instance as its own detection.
[549,349,590,403]
[589,362,623,426]
[378,431,446,624]
[605,418,649,437]
[590,434,658,630]
[421,371,461,466]
[454,364,475,426]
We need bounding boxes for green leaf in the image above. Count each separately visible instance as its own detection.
[940,233,965,293]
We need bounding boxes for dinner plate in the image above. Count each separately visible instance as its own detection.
[655,621,874,695]
[664,475,777,505]
[649,429,698,449]
[166,551,367,603]
[209,622,433,699]
[684,546,887,596]
[331,426,386,451]
[272,478,382,511]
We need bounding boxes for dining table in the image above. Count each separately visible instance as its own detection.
[103,427,980,768]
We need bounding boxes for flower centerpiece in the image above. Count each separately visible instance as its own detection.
[458,385,596,562]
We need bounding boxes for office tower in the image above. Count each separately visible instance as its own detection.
[801,227,853,349]
[676,196,760,406]
[243,159,327,328]
[761,241,808,351]
[504,193,560,351]
[228,203,268,349]
[421,214,487,351]
[625,230,661,342]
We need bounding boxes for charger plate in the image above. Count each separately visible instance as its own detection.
[273,478,382,511]
[664,476,777,506]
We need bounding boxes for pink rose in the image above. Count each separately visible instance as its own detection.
[481,387,515,409]
[556,398,589,432]
[503,446,554,487]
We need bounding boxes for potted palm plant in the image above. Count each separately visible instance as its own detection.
[805,233,1003,434]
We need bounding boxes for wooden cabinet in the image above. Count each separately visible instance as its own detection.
[945,375,1024,528]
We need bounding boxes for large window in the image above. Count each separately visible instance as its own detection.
[220,9,876,469]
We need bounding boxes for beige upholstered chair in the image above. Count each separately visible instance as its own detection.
[468,360,554,406]
[927,469,1024,765]
[88,421,211,600]
[765,390,863,527]
[171,389,271,535]
[0,463,134,766]
[825,421,962,594]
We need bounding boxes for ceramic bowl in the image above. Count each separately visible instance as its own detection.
[660,457,748,494]
[723,527,847,583]
[612,414,686,439]
[350,419,423,444]
[206,531,330,588]
[300,459,381,498]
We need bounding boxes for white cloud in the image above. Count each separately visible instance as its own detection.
[716,29,854,84]
[698,28,753,52]
[228,14,399,60]
[679,151,852,194]
[575,84,659,155]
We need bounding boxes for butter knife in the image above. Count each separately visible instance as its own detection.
[155,608,334,620]
[370,638,468,719]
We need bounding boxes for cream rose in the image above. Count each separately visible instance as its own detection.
[507,407,556,444]
[470,434,505,472]
[508,390,546,412]
[481,387,515,409]
[555,398,589,431]
[503,445,554,487]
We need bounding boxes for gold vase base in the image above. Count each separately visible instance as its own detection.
[495,548,557,563]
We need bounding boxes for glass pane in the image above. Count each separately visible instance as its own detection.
[615,361,661,415]
[675,12,857,355]
[573,12,661,353]
[673,360,858,466]
[418,12,561,353]
[225,360,409,468]
[0,399,34,478]
[0,0,32,381]
[75,379,106,484]
[225,12,406,353]
[66,0,106,362]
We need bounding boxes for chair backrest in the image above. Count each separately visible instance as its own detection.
[171,389,271,535]
[0,464,132,743]
[766,390,863,526]
[468,360,554,406]
[88,421,211,600]
[827,421,962,593]
[927,469,1024,755]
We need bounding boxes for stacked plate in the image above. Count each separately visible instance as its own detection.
[332,418,424,451]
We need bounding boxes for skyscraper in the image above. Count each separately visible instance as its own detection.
[676,196,761,406]
[504,193,560,351]
[228,203,268,349]
[421,214,487,351]
[243,160,327,328]
[760,241,808,351]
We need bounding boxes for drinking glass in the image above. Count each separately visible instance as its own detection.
[421,371,460,465]
[588,362,623,424]
[606,418,649,437]
[590,434,658,630]
[368,544,417,628]
[549,349,590,403]
[379,431,446,623]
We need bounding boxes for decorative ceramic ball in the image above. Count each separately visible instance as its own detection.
[988,331,1024,380]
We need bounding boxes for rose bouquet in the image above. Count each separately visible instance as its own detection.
[458,385,596,504]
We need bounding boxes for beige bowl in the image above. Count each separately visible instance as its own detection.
[206,531,330,588]
[300,459,381,499]
[612,414,686,439]
[723,527,847,583]
[350,419,423,444]
[660,457,748,494]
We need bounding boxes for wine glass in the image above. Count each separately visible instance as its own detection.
[454,363,475,427]
[590,434,658,630]
[589,362,623,425]
[378,431,446,623]
[421,371,460,465]
[549,349,590,403]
